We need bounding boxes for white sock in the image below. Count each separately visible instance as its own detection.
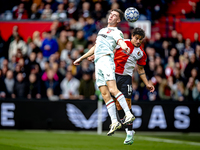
[115,92,131,115]
[106,99,118,124]
[126,129,135,136]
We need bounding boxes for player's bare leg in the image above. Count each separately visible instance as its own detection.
[99,85,121,136]
[106,80,135,125]
[116,98,135,145]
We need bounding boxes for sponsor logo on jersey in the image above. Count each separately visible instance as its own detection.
[137,51,141,56]
[98,34,107,38]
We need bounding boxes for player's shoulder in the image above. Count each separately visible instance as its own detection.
[139,46,147,56]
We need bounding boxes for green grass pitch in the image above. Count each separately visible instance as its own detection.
[0,130,200,150]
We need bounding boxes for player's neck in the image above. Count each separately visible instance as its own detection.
[107,23,117,28]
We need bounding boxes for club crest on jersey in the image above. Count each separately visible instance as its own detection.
[107,30,112,33]
[137,51,141,56]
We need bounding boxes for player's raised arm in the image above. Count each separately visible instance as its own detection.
[117,39,130,54]
[137,65,155,93]
[73,44,96,65]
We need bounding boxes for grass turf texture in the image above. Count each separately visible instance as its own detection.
[0,130,200,150]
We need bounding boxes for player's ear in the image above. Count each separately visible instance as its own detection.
[117,18,121,23]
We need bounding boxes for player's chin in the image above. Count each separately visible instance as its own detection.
[135,43,140,47]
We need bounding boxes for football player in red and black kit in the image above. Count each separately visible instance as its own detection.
[114,27,155,145]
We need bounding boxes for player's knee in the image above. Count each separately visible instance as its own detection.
[101,91,110,100]
[109,87,118,96]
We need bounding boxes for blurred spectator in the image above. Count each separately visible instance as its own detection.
[27,42,41,55]
[185,2,200,19]
[175,33,185,54]
[78,1,91,19]
[60,68,80,100]
[192,81,200,101]
[40,31,59,59]
[43,68,60,96]
[36,51,46,71]
[196,45,200,61]
[182,38,195,58]
[58,60,67,77]
[32,31,42,48]
[12,72,28,99]
[13,3,29,19]
[30,3,41,19]
[8,56,17,71]
[0,59,8,70]
[2,65,8,80]
[60,40,74,65]
[0,33,6,62]
[40,4,52,20]
[67,1,78,19]
[172,81,188,101]
[184,54,198,81]
[173,67,186,84]
[69,17,85,30]
[131,81,140,101]
[79,71,96,100]
[186,77,195,101]
[75,59,94,80]
[73,30,87,54]
[0,69,6,99]
[191,32,200,50]
[165,56,175,78]
[57,30,68,54]
[8,34,27,61]
[27,73,41,99]
[51,3,67,20]
[7,26,23,48]
[91,2,106,21]
[153,32,163,53]
[4,70,15,98]
[83,17,97,40]
[169,47,179,62]
[46,88,59,101]
[160,40,170,62]
[133,0,147,20]
[158,79,171,100]
[169,30,178,47]
[145,60,156,80]
[27,52,41,75]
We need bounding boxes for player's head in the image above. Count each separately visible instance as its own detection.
[131,27,145,47]
[108,9,123,26]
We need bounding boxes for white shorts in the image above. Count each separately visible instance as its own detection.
[95,55,116,87]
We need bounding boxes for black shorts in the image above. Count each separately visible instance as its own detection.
[115,74,132,98]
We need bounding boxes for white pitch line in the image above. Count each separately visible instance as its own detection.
[113,134,200,146]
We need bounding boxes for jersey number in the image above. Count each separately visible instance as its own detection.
[127,85,132,95]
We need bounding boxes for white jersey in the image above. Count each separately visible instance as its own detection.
[94,27,124,62]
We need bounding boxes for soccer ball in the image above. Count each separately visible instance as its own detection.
[124,7,139,22]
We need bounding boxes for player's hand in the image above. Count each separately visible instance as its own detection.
[87,55,95,62]
[73,58,82,65]
[146,84,155,93]
[122,47,130,55]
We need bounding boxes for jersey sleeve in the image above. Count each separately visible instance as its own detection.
[137,49,147,66]
[113,30,124,44]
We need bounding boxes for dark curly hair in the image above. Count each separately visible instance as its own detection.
[132,27,145,39]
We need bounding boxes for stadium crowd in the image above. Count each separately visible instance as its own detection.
[0,0,200,102]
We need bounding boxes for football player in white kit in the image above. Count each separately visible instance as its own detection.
[74,9,135,136]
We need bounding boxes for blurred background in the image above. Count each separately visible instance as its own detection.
[0,0,200,134]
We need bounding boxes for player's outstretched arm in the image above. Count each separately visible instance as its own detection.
[73,44,96,65]
[117,39,130,54]
[137,65,155,93]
